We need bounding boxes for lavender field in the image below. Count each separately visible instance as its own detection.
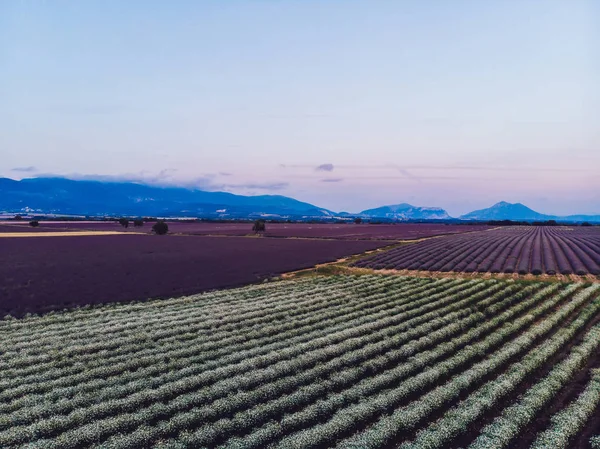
[0,221,490,240]
[354,227,600,276]
[0,234,391,317]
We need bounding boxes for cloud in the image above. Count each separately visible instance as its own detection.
[33,169,192,189]
[29,170,289,193]
[392,166,423,183]
[11,166,37,172]
[321,178,344,183]
[224,182,289,191]
[219,172,233,176]
[316,163,334,172]
[38,169,180,185]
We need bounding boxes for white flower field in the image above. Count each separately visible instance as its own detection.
[1,274,600,448]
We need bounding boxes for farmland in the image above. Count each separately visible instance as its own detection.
[1,275,600,448]
[0,221,491,240]
[0,234,391,317]
[354,226,600,276]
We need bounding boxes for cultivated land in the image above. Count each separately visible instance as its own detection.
[1,275,600,448]
[0,234,392,317]
[0,224,78,233]
[3,223,600,448]
[0,221,491,240]
[354,226,600,276]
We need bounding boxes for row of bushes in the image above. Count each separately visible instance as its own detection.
[117,219,168,235]
[26,219,169,235]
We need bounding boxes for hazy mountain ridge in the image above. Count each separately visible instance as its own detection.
[360,203,451,220]
[459,201,600,223]
[0,178,334,218]
[1,178,598,222]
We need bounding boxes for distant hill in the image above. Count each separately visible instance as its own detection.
[360,203,451,220]
[0,177,334,218]
[459,201,551,221]
[460,201,600,223]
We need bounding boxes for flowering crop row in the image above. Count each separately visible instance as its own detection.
[400,295,600,449]
[335,284,599,448]
[0,278,464,413]
[0,281,502,446]
[1,275,599,448]
[530,369,600,449]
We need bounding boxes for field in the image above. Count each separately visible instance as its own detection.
[0,221,490,240]
[0,234,391,317]
[354,226,600,276]
[1,275,600,448]
[0,224,76,233]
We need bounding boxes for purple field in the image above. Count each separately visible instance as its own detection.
[0,234,392,317]
[0,221,490,239]
[0,224,76,233]
[354,226,600,275]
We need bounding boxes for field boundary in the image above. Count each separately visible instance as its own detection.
[0,231,138,238]
[282,258,600,284]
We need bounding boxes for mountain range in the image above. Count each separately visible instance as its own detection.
[0,177,334,218]
[1,177,598,222]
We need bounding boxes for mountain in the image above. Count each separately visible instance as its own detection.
[0,177,334,218]
[360,203,451,220]
[459,201,600,223]
[459,201,551,221]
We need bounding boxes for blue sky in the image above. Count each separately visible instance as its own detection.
[1,0,598,215]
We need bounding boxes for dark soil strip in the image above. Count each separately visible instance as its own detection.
[449,289,600,449]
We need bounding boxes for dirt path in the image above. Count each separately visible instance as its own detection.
[0,231,136,238]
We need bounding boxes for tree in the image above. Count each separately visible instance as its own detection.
[13,215,23,221]
[118,218,129,228]
[581,222,592,227]
[252,219,266,234]
[152,220,169,235]
[29,220,39,227]
[354,217,363,224]
[133,219,144,227]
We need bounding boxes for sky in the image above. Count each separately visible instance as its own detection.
[1,0,598,216]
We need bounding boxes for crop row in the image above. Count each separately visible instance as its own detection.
[529,369,600,449]
[204,283,567,449]
[0,281,503,445]
[2,275,414,372]
[0,278,464,409]
[354,226,600,275]
[287,284,599,448]
[402,307,600,449]
[2,276,599,448]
